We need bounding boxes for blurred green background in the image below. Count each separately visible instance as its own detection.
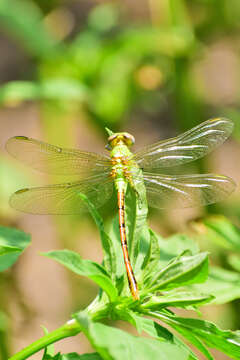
[0,0,240,359]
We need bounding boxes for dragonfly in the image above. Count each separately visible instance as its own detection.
[6,118,236,300]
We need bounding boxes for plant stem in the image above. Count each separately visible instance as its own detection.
[9,319,81,360]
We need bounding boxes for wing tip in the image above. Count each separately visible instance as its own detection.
[9,189,28,212]
[227,176,237,194]
[9,190,46,215]
[5,136,30,156]
[209,117,234,132]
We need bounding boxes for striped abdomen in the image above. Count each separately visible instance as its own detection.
[117,190,139,300]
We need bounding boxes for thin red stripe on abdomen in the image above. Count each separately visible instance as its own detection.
[117,190,139,300]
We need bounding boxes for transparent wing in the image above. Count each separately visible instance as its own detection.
[6,136,111,175]
[134,118,233,170]
[9,173,113,214]
[143,172,236,209]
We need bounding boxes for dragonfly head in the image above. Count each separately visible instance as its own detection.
[105,132,135,150]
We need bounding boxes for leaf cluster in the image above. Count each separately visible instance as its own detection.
[4,189,240,359]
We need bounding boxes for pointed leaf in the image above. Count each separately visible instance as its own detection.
[142,291,213,310]
[144,233,199,280]
[228,254,240,272]
[78,194,117,279]
[136,317,198,360]
[193,265,240,304]
[158,234,199,265]
[155,312,240,360]
[193,266,240,304]
[0,245,21,256]
[201,216,240,251]
[125,184,149,272]
[171,325,214,360]
[113,308,143,334]
[75,314,191,360]
[148,229,161,263]
[43,250,118,302]
[107,214,125,279]
[0,226,31,271]
[144,252,208,293]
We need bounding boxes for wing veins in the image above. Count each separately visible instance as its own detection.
[133,118,233,170]
[6,136,111,175]
[10,172,113,214]
[142,172,236,209]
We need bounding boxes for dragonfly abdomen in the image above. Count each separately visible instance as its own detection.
[117,190,139,300]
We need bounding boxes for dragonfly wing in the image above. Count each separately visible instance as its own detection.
[10,173,113,214]
[143,172,236,209]
[6,136,111,175]
[134,118,233,170]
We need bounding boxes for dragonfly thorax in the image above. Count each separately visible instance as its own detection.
[110,142,133,160]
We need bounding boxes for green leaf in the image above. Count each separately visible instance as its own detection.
[158,233,199,265]
[113,308,143,334]
[201,216,240,251]
[42,354,60,360]
[43,353,102,360]
[0,81,39,104]
[86,25,194,124]
[88,3,119,32]
[147,229,161,263]
[142,232,200,288]
[0,0,58,58]
[63,355,102,360]
[0,226,31,271]
[75,314,191,360]
[77,194,117,280]
[171,325,214,360]
[119,26,194,58]
[137,317,198,360]
[141,291,213,310]
[40,79,88,101]
[107,214,125,293]
[125,182,149,272]
[143,252,208,294]
[0,245,21,256]
[43,250,118,302]
[193,266,240,304]
[155,312,240,360]
[0,79,88,105]
[228,254,240,272]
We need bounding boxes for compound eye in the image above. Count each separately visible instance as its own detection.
[123,133,135,146]
[106,134,117,150]
[107,134,117,143]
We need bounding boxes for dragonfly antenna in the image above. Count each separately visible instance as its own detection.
[105,127,114,136]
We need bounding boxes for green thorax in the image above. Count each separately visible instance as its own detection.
[111,142,135,191]
[106,131,137,192]
[110,142,133,159]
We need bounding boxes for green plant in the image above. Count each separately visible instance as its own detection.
[0,226,31,360]
[7,192,240,360]
[1,1,240,358]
